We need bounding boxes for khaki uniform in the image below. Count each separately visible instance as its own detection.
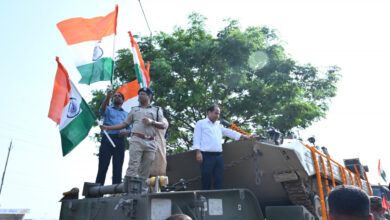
[150,117,169,176]
[124,106,165,179]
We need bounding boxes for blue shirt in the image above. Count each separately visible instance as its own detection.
[100,106,130,135]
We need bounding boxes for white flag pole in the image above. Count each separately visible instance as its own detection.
[101,4,119,148]
[103,129,116,148]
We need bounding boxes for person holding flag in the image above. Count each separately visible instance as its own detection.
[95,90,130,186]
[100,87,167,189]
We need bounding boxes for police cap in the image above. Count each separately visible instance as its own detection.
[138,87,154,96]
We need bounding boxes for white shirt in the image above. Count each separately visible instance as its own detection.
[192,118,242,152]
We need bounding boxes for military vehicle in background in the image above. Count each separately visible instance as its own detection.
[372,184,390,201]
[59,128,373,220]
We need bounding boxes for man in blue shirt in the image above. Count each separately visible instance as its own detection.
[95,90,130,185]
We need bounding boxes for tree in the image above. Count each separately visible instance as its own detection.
[89,13,340,152]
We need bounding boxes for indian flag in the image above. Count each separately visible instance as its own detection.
[129,31,150,88]
[379,159,387,182]
[57,5,118,85]
[117,80,140,112]
[48,57,96,156]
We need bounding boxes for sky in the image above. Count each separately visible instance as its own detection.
[0,0,390,219]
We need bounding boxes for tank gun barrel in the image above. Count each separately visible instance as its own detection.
[82,176,145,198]
[84,182,125,197]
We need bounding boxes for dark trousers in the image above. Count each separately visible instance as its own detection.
[200,152,224,190]
[95,135,125,185]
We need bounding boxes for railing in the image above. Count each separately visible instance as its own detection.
[302,143,373,220]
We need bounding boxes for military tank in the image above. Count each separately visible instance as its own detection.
[59,135,372,220]
[166,137,373,220]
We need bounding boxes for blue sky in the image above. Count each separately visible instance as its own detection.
[1,0,390,218]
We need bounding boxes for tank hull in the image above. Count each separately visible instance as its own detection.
[59,188,264,220]
[167,140,372,210]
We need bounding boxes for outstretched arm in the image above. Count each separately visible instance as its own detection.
[100,122,129,131]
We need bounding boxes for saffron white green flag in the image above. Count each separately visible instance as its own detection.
[117,79,140,112]
[57,5,118,85]
[129,31,150,88]
[48,57,96,156]
[379,159,387,182]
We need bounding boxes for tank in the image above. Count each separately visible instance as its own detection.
[166,139,373,219]
[59,138,372,220]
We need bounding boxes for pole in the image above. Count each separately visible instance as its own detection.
[138,0,153,37]
[102,4,118,148]
[0,140,13,197]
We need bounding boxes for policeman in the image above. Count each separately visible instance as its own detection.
[100,87,167,180]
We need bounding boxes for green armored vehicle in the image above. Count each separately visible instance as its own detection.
[59,138,372,220]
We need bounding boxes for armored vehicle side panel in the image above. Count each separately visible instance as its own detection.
[60,189,264,220]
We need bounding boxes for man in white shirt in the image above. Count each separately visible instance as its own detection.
[192,104,251,190]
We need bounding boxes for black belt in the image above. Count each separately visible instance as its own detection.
[201,151,222,155]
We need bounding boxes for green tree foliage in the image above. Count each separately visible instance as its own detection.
[89,13,340,152]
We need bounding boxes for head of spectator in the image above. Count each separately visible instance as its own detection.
[165,213,192,220]
[370,196,385,216]
[328,185,373,220]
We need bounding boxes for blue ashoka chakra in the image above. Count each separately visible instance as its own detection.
[92,44,104,61]
[67,97,81,118]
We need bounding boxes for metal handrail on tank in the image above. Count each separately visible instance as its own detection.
[354,165,363,190]
[326,156,336,187]
[320,156,330,194]
[363,170,373,195]
[307,145,328,220]
[302,142,372,192]
[302,142,374,220]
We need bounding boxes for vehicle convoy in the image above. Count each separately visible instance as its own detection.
[59,132,373,220]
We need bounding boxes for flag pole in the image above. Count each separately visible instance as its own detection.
[110,4,118,90]
[100,4,118,148]
[0,140,12,197]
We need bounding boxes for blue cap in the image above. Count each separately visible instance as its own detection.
[138,87,154,96]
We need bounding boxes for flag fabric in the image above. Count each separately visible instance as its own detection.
[382,196,390,210]
[48,57,96,156]
[116,80,140,112]
[129,31,150,88]
[379,159,387,182]
[57,5,118,85]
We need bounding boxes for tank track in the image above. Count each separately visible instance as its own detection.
[283,179,319,220]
